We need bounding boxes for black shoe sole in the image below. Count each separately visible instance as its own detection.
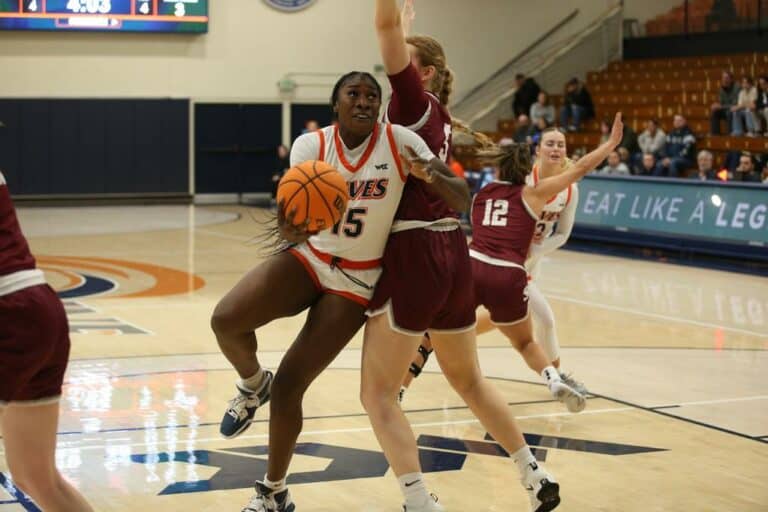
[535,480,561,512]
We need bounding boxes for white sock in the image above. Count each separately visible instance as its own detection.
[541,365,560,389]
[511,446,537,477]
[239,368,266,393]
[398,472,430,508]
[263,474,286,492]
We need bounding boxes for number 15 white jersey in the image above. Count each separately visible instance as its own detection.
[289,123,434,264]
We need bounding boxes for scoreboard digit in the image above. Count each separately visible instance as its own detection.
[0,0,208,32]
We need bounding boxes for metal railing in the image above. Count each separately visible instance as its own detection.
[452,3,624,131]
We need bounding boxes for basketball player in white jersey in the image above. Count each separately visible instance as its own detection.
[210,71,470,512]
[525,130,586,394]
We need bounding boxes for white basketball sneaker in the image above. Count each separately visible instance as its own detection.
[522,461,560,512]
[549,379,586,413]
[403,494,445,511]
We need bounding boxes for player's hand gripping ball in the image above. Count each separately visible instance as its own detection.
[277,161,349,235]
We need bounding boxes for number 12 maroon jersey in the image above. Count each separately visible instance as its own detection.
[469,182,538,266]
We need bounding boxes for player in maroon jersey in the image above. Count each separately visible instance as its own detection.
[360,2,608,511]
[469,116,621,422]
[0,172,94,511]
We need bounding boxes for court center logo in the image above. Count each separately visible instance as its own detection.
[262,0,317,12]
[37,255,205,299]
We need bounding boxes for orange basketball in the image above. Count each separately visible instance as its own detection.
[277,160,349,233]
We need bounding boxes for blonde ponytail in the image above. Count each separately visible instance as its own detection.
[440,67,454,106]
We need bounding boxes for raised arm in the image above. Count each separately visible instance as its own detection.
[375,0,410,75]
[527,113,622,208]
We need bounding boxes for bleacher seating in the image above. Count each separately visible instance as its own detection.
[465,52,766,175]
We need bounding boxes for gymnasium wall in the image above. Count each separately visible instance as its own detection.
[0,0,623,103]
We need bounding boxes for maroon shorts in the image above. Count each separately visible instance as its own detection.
[368,227,476,334]
[471,258,530,325]
[0,284,71,405]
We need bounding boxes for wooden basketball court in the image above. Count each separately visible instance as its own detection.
[1,204,766,511]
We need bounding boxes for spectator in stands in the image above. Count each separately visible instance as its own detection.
[755,76,768,136]
[710,71,739,135]
[271,144,290,205]
[449,159,465,179]
[560,77,594,132]
[617,147,631,166]
[529,91,555,126]
[635,152,657,176]
[732,76,758,137]
[731,153,760,182]
[529,117,550,146]
[301,119,320,134]
[638,119,666,158]
[658,114,696,178]
[598,151,630,176]
[512,73,541,117]
[513,114,532,143]
[690,150,716,181]
[570,147,586,162]
[599,118,610,144]
[620,123,640,155]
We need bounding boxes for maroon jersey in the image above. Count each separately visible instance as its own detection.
[0,172,36,277]
[386,64,456,221]
[469,181,537,266]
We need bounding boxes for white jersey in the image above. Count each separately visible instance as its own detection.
[525,165,579,277]
[526,165,575,244]
[290,123,434,264]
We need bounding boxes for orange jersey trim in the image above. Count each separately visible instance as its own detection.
[333,123,380,173]
[316,130,326,161]
[325,289,370,307]
[306,242,381,270]
[385,124,407,182]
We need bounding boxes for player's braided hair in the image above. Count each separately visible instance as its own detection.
[406,35,452,106]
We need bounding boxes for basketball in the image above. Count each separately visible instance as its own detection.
[277,160,349,232]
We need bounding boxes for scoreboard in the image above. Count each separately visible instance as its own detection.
[0,0,208,32]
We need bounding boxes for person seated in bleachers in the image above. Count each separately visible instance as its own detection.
[755,76,768,136]
[529,91,555,127]
[635,152,657,176]
[513,114,532,143]
[732,76,758,137]
[620,122,640,156]
[512,73,541,118]
[635,119,666,170]
[529,116,550,146]
[710,71,739,135]
[559,77,594,132]
[657,114,696,178]
[598,151,630,176]
[638,119,666,157]
[731,152,761,182]
[690,150,717,181]
[598,118,610,144]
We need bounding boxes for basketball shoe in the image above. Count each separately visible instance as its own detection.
[220,370,273,439]
[559,371,588,395]
[522,461,560,512]
[241,481,295,512]
[403,494,444,511]
[548,378,586,413]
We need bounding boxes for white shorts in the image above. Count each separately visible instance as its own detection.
[288,243,382,307]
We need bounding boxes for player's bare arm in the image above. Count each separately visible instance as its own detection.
[375,0,410,75]
[400,145,471,213]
